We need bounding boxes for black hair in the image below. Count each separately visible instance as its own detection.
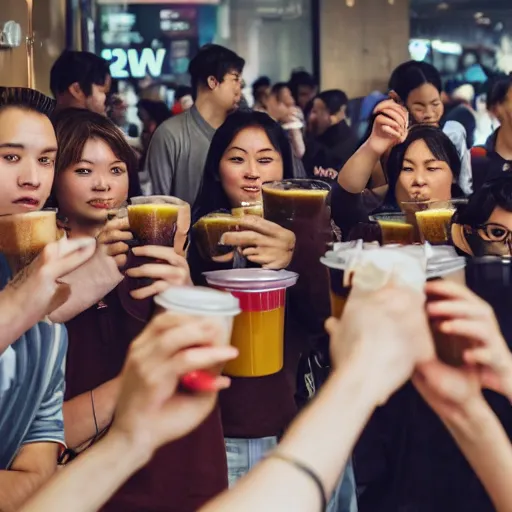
[188,44,245,99]
[288,70,317,104]
[454,176,512,227]
[192,110,294,222]
[50,50,111,98]
[486,75,512,110]
[175,85,193,101]
[388,61,442,103]
[137,99,172,127]
[385,125,462,208]
[252,76,271,101]
[316,89,348,115]
[0,87,55,116]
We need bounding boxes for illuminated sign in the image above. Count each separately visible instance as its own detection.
[101,48,167,78]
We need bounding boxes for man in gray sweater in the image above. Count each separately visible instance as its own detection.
[146,45,245,205]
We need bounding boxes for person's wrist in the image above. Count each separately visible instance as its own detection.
[364,137,385,157]
[106,424,154,471]
[330,345,394,409]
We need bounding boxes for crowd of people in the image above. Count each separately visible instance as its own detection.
[1,41,512,512]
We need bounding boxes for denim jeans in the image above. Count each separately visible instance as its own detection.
[225,437,358,511]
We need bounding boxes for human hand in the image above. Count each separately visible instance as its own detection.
[220,216,295,270]
[366,99,408,156]
[325,283,434,405]
[413,359,483,425]
[96,217,133,268]
[426,279,512,399]
[125,245,192,300]
[6,237,96,317]
[314,167,338,180]
[110,313,238,461]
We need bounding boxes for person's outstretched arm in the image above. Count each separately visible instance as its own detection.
[201,284,434,512]
[414,279,512,512]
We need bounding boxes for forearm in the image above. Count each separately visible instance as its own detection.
[288,129,306,159]
[0,469,52,512]
[19,432,148,512]
[444,398,512,512]
[337,141,381,193]
[64,378,121,449]
[0,287,40,355]
[201,362,378,512]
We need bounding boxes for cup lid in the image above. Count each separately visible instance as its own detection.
[321,242,466,278]
[154,286,241,316]
[203,268,298,291]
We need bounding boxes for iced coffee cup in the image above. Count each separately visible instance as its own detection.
[0,209,58,275]
[203,268,298,377]
[128,195,187,247]
[193,212,240,261]
[415,199,468,246]
[154,286,241,390]
[232,202,263,218]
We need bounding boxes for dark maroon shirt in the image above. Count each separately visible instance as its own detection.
[64,278,228,512]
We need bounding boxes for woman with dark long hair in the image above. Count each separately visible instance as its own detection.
[336,61,471,219]
[189,110,357,512]
[332,124,464,238]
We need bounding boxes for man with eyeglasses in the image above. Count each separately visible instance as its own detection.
[146,44,245,205]
[452,176,512,257]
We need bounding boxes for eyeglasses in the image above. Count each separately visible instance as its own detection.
[475,222,512,243]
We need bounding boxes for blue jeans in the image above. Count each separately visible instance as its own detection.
[225,437,358,511]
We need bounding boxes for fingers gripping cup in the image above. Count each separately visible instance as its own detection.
[0,209,58,275]
[203,269,298,377]
[154,286,241,391]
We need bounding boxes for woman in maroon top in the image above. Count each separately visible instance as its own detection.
[189,111,300,484]
[51,108,228,512]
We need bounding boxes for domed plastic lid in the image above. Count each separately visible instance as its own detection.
[155,286,241,316]
[203,268,298,291]
[321,242,466,278]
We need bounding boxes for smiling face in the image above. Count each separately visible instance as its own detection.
[219,126,284,207]
[395,138,454,205]
[54,137,129,229]
[0,107,57,215]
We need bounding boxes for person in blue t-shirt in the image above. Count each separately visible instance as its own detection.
[0,87,96,509]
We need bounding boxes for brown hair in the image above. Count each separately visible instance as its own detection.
[52,108,140,198]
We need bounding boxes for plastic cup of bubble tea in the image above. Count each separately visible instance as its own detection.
[192,212,240,261]
[128,195,188,247]
[415,199,468,246]
[371,212,415,245]
[203,269,298,377]
[0,208,58,275]
[154,286,241,391]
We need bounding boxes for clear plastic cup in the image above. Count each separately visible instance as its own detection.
[231,202,263,217]
[128,195,188,247]
[415,199,468,246]
[370,212,415,245]
[0,209,58,274]
[192,212,240,261]
[154,286,241,390]
[203,268,298,377]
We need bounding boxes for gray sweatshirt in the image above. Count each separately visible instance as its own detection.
[145,106,215,205]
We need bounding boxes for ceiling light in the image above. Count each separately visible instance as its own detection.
[437,2,449,10]
[474,12,484,19]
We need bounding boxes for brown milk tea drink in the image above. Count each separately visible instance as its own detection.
[0,209,58,275]
[128,195,187,247]
[155,286,241,391]
[262,179,333,330]
[322,242,468,366]
[231,202,263,218]
[193,212,240,261]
